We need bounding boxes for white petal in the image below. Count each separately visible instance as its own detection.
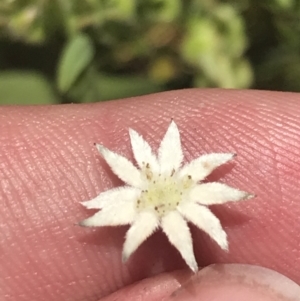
[122,211,159,261]
[81,186,140,209]
[179,153,235,182]
[158,121,183,175]
[161,211,198,272]
[96,144,143,188]
[129,128,159,172]
[189,182,254,205]
[178,203,228,250]
[79,198,136,227]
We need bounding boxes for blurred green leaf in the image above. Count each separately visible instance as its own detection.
[0,71,57,105]
[6,4,45,43]
[57,33,94,93]
[5,0,300,95]
[180,6,252,89]
[103,0,136,22]
[95,73,163,101]
[272,0,294,9]
[66,68,163,102]
[139,0,181,22]
[67,66,101,102]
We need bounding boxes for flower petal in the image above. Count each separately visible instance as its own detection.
[189,182,254,205]
[158,121,183,175]
[178,203,228,250]
[96,144,143,188]
[179,153,235,182]
[161,211,198,272]
[81,186,140,209]
[129,128,159,172]
[122,211,159,261]
[79,198,136,227]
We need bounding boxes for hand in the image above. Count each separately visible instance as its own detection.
[1,89,300,301]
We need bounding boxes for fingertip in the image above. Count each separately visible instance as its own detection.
[166,264,300,301]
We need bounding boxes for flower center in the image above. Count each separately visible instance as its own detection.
[136,164,194,217]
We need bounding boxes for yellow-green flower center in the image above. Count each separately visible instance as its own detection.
[136,164,194,217]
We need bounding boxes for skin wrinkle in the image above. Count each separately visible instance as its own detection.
[202,116,274,202]
[0,162,20,219]
[0,119,110,298]
[29,126,90,220]
[261,108,300,280]
[1,89,300,301]
[16,149,54,222]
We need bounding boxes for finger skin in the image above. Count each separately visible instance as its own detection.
[165,264,300,301]
[1,89,300,301]
[99,264,300,301]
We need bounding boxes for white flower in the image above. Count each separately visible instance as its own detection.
[79,121,254,272]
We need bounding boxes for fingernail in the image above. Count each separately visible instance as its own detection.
[164,264,300,301]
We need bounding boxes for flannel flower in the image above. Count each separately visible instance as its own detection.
[79,121,254,272]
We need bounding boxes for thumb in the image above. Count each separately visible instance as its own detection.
[166,264,300,301]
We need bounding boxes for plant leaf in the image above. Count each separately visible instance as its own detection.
[0,72,57,105]
[57,33,94,93]
[95,73,163,101]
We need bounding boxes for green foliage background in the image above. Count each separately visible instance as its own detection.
[0,0,299,105]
